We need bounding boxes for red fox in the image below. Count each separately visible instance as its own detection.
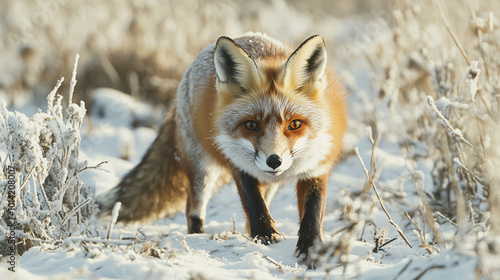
[98,33,347,268]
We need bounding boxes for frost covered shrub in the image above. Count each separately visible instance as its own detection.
[358,0,500,277]
[0,56,94,254]
[313,0,500,276]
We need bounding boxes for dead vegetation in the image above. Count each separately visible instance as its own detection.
[314,0,500,278]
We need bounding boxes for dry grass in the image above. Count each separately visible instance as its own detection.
[318,0,500,278]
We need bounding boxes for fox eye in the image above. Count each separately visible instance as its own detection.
[288,119,302,130]
[244,120,259,131]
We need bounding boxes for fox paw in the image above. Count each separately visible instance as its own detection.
[295,246,317,270]
[253,232,281,245]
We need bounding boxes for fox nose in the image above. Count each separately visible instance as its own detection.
[266,154,282,170]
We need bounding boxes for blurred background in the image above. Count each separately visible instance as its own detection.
[0,0,390,115]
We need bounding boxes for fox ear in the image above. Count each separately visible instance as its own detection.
[214,36,261,93]
[283,35,327,91]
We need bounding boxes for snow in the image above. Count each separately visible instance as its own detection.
[90,88,154,129]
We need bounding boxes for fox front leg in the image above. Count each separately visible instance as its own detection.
[233,170,281,244]
[186,161,228,234]
[295,174,328,269]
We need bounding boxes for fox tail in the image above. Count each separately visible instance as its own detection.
[97,106,188,223]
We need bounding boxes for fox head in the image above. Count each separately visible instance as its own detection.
[213,35,338,181]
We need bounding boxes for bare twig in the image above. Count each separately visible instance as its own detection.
[393,259,413,280]
[68,54,80,105]
[377,246,391,263]
[132,227,145,252]
[404,212,436,254]
[453,157,484,187]
[413,264,445,280]
[181,236,191,253]
[78,161,109,173]
[332,225,349,238]
[406,160,444,250]
[355,137,413,248]
[232,213,236,234]
[240,232,252,242]
[380,237,398,249]
[435,0,470,65]
[47,77,64,113]
[359,223,368,241]
[468,201,475,225]
[106,202,121,242]
[61,198,92,226]
[427,96,473,147]
[18,166,35,191]
[263,255,285,273]
[37,175,59,218]
[66,236,134,244]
